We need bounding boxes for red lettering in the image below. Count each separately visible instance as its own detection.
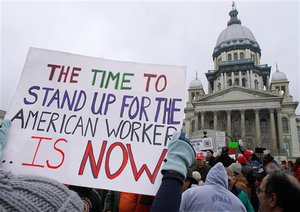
[144,73,157,92]
[78,140,108,178]
[22,136,52,168]
[127,144,167,184]
[105,142,128,179]
[46,138,67,169]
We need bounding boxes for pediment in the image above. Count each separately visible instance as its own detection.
[196,86,280,103]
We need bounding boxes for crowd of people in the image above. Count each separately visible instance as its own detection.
[1,119,300,211]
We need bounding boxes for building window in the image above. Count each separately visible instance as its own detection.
[208,120,213,129]
[228,54,232,61]
[191,120,195,132]
[284,138,290,156]
[217,83,221,91]
[240,52,244,60]
[254,80,259,89]
[282,117,289,133]
[245,119,251,134]
[260,118,267,134]
[242,78,246,87]
[234,53,238,60]
[227,79,232,86]
[234,78,239,85]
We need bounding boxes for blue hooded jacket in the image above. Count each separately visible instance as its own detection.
[180,162,246,212]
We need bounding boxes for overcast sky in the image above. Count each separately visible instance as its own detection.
[1,0,299,114]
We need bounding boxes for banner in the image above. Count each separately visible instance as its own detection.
[1,47,186,195]
[190,137,213,153]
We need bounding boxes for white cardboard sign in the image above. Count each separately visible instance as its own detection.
[1,47,186,195]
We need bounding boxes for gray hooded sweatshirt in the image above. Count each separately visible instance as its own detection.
[180,162,246,212]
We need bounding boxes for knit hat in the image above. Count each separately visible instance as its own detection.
[192,171,201,181]
[0,169,84,211]
[229,162,242,175]
[196,153,205,160]
[243,150,253,158]
[237,155,247,165]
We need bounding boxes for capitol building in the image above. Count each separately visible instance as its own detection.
[183,3,300,157]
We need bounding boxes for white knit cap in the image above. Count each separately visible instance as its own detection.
[229,162,242,174]
[192,171,202,181]
[0,169,83,211]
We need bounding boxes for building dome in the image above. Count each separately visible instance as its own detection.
[190,78,203,88]
[189,72,203,88]
[213,4,261,58]
[272,65,287,81]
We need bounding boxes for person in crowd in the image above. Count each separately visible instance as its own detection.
[182,168,199,191]
[0,119,84,211]
[227,168,254,212]
[262,150,280,174]
[243,150,260,171]
[287,160,294,175]
[205,149,217,167]
[150,131,246,212]
[104,191,154,212]
[192,171,204,186]
[251,168,267,212]
[215,147,236,167]
[294,157,300,182]
[228,162,249,195]
[150,131,196,212]
[257,173,300,212]
[180,162,246,211]
[190,153,211,182]
[68,185,103,212]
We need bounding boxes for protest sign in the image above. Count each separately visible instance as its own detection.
[1,47,186,195]
[190,137,213,153]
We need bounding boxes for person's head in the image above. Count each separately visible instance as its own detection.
[243,150,253,161]
[228,162,242,176]
[295,157,300,166]
[206,149,213,158]
[196,153,205,167]
[257,173,300,212]
[221,147,229,155]
[226,168,236,191]
[237,155,248,165]
[253,168,267,188]
[183,168,198,191]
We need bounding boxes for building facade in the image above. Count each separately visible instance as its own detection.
[184,4,300,157]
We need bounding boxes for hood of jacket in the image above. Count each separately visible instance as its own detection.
[205,162,228,189]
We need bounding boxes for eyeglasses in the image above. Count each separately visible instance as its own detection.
[256,187,266,194]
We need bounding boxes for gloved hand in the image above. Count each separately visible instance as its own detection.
[0,119,12,158]
[161,131,196,179]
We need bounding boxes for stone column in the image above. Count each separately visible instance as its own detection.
[239,71,242,86]
[185,118,191,138]
[224,73,227,89]
[240,109,246,142]
[250,70,253,88]
[214,111,218,131]
[201,111,205,130]
[195,112,199,131]
[231,72,234,85]
[247,70,250,88]
[277,108,283,152]
[255,109,261,147]
[269,108,277,153]
[289,113,298,157]
[226,110,231,136]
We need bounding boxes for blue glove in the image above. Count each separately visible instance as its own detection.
[162,131,196,178]
[0,119,12,158]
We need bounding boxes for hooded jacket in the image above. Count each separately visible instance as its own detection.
[179,162,246,212]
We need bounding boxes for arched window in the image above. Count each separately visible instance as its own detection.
[240,52,244,60]
[228,54,232,61]
[234,78,239,86]
[242,78,246,87]
[234,53,238,60]
[191,120,195,132]
[260,118,267,134]
[282,117,289,133]
[254,80,259,89]
[227,79,232,86]
[217,83,221,91]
